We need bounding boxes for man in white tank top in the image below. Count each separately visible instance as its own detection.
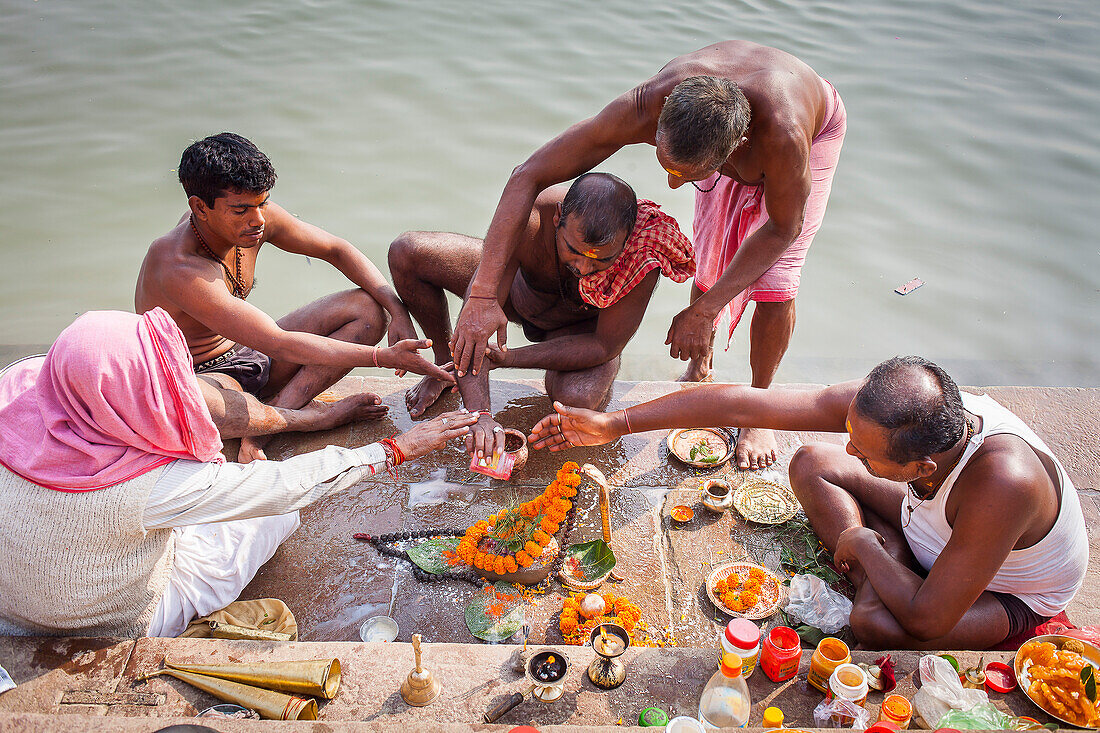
[528,355,1088,649]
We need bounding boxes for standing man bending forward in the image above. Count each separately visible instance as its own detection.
[390,172,693,460]
[529,357,1087,650]
[451,41,846,470]
[137,133,451,462]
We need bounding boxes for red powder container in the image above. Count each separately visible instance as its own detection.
[760,625,802,682]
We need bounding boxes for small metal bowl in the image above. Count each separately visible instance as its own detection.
[671,505,694,523]
[359,615,399,642]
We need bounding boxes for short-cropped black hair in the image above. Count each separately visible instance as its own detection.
[657,76,751,169]
[853,356,966,464]
[178,132,276,207]
[559,172,638,247]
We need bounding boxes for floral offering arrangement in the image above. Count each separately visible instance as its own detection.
[715,565,768,613]
[453,462,581,573]
[559,592,642,644]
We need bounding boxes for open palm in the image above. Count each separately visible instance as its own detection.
[529,401,618,451]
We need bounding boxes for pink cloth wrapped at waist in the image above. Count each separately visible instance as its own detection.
[0,308,223,492]
[693,78,846,343]
[579,199,694,308]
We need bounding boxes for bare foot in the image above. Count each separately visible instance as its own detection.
[735,426,777,470]
[238,435,269,464]
[405,375,454,418]
[305,392,389,431]
[676,355,713,383]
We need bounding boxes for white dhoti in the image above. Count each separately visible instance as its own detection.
[148,512,301,637]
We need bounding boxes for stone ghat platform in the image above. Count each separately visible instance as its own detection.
[0,637,1086,730]
[232,377,1099,647]
[1,377,1097,730]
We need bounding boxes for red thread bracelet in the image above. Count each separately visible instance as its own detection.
[622,408,633,434]
[372,347,380,368]
[467,294,498,300]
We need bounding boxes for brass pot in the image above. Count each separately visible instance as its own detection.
[474,538,558,586]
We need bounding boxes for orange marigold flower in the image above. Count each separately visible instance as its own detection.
[562,473,582,487]
[726,572,741,588]
[515,551,533,568]
[715,579,729,595]
[524,541,541,557]
[475,520,489,531]
[748,567,766,581]
[532,530,550,546]
[561,461,580,472]
[504,556,518,573]
[564,597,581,610]
[740,590,758,608]
[560,617,578,635]
[559,485,577,498]
[601,593,616,608]
[743,578,761,593]
[494,556,508,575]
[544,521,560,535]
[474,553,488,569]
[487,514,497,526]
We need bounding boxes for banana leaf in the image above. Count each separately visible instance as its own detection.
[407,537,461,575]
[563,540,617,582]
[465,582,525,642]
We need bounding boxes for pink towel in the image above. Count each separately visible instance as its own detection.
[693,78,846,344]
[0,308,223,492]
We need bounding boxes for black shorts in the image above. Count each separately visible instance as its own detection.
[992,591,1052,640]
[194,346,272,395]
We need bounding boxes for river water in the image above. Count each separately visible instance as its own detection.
[1,0,1097,386]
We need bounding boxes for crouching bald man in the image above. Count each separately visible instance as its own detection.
[529,356,1088,649]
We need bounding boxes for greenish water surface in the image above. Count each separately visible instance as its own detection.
[1,0,1096,386]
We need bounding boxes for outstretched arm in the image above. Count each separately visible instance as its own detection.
[451,88,656,376]
[529,380,858,450]
[168,254,452,383]
[264,204,419,353]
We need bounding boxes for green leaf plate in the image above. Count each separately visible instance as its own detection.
[465,581,526,642]
[407,537,461,575]
[561,540,617,583]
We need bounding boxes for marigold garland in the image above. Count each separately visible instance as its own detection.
[558,592,643,644]
[455,462,581,573]
[715,565,767,613]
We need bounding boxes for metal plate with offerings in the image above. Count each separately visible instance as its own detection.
[733,480,800,524]
[666,427,736,468]
[705,561,785,620]
[1014,634,1100,729]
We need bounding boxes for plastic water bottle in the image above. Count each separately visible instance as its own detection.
[699,653,751,729]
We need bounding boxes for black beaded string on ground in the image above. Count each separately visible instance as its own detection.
[354,472,586,591]
[354,530,481,586]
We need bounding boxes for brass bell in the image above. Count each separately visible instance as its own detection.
[400,634,441,706]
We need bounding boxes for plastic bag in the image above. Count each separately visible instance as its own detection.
[784,573,852,634]
[936,704,1015,730]
[910,654,988,728]
[813,697,872,729]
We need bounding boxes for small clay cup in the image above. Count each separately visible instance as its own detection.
[503,428,529,474]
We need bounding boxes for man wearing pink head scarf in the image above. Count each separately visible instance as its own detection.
[0,309,474,637]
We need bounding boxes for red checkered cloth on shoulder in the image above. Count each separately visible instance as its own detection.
[578,199,695,308]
